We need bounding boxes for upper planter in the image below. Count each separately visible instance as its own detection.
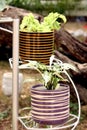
[19,12,67,64]
[19,31,54,65]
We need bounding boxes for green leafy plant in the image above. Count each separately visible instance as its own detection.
[19,55,76,90]
[0,0,12,11]
[0,0,6,11]
[0,110,9,120]
[20,12,66,32]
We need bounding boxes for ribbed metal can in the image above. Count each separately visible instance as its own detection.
[19,31,54,65]
[31,84,70,125]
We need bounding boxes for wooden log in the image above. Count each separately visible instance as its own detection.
[54,50,87,104]
[70,83,87,104]
[54,28,87,104]
[54,28,87,63]
[54,50,87,75]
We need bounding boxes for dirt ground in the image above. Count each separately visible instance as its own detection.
[0,60,87,130]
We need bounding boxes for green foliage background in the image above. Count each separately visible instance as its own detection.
[1,0,85,15]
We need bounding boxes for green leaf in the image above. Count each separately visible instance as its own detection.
[0,0,6,11]
[20,12,67,32]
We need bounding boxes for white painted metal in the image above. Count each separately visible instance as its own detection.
[0,17,81,130]
[0,17,19,130]
[9,57,81,130]
[12,19,19,130]
[0,17,13,23]
[0,27,13,33]
[18,68,81,130]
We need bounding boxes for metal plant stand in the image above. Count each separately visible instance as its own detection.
[9,56,81,130]
[17,61,81,130]
[0,17,19,130]
[0,17,81,130]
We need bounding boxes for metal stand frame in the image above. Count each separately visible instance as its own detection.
[17,61,81,130]
[0,17,19,130]
[9,56,81,130]
[12,19,19,130]
[0,17,81,130]
[18,114,79,130]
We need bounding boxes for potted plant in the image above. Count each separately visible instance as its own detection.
[19,55,76,125]
[19,12,66,64]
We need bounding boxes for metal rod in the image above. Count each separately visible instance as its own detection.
[12,19,19,130]
[0,27,13,33]
[0,17,13,23]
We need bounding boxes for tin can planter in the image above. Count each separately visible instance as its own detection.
[19,31,54,65]
[31,84,70,125]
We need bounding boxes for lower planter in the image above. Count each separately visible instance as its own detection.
[31,84,70,125]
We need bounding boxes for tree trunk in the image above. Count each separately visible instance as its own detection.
[54,28,87,63]
[54,28,87,104]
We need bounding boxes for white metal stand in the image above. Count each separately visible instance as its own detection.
[0,17,19,130]
[17,62,81,130]
[18,114,79,130]
[12,19,19,130]
[0,17,81,130]
[9,58,81,130]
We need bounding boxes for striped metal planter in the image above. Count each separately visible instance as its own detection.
[19,31,54,65]
[31,84,70,125]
